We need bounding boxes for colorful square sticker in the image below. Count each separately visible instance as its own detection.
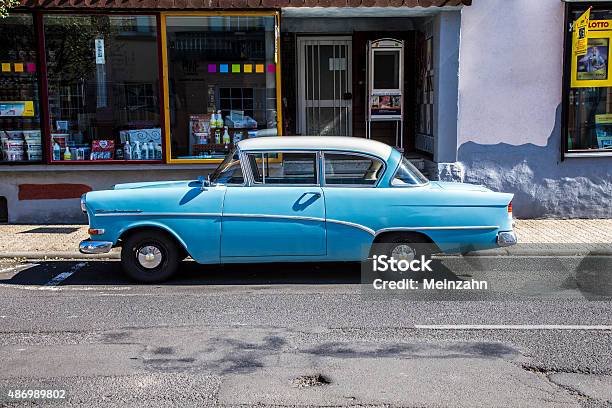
[1,63,10,72]
[26,63,36,73]
[255,64,264,73]
[208,64,216,73]
[14,63,24,73]
[267,63,275,73]
[220,64,228,73]
[243,64,253,73]
[232,64,240,73]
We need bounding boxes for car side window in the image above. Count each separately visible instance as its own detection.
[213,152,244,185]
[392,157,429,186]
[247,152,317,185]
[323,153,384,186]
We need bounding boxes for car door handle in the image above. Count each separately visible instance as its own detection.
[306,192,321,198]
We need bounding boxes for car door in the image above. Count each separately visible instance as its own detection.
[221,151,326,258]
[321,151,386,261]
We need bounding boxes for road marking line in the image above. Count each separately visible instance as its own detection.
[43,262,87,287]
[0,264,37,274]
[415,325,612,330]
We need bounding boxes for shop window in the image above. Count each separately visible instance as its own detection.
[565,6,612,154]
[164,14,280,162]
[43,15,162,163]
[0,14,42,164]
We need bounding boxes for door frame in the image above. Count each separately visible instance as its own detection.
[296,36,353,136]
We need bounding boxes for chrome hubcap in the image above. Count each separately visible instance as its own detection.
[391,244,416,262]
[137,245,163,269]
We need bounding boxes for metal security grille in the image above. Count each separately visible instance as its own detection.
[297,37,352,137]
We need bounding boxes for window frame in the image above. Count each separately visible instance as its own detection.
[320,150,386,188]
[160,11,282,164]
[562,2,612,159]
[242,150,320,187]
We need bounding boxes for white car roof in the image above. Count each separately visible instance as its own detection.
[237,136,393,160]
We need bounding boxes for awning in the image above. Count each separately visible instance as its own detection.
[19,0,471,10]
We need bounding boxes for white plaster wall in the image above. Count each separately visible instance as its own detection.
[457,0,564,147]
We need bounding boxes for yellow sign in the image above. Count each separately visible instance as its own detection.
[0,101,35,117]
[1,63,9,72]
[13,63,23,73]
[574,8,591,57]
[572,19,612,88]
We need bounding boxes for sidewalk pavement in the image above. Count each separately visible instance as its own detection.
[0,220,611,260]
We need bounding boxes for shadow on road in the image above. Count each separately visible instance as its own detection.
[0,258,466,288]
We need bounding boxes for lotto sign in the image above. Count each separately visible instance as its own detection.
[574,8,591,57]
[571,19,612,88]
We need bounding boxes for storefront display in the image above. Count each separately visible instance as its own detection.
[566,5,612,153]
[43,14,162,162]
[0,14,42,163]
[163,13,280,162]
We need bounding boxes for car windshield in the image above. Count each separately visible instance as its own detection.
[209,148,244,185]
[392,156,429,186]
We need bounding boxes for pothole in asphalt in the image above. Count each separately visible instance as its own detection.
[291,374,331,388]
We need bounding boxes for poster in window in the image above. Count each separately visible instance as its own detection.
[571,20,612,88]
[577,38,609,81]
[370,95,401,117]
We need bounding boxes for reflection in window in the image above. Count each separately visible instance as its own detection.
[44,15,161,162]
[0,14,42,163]
[165,15,278,160]
[392,157,429,186]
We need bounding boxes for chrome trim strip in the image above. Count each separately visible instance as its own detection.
[375,226,499,235]
[223,213,326,223]
[95,212,222,218]
[95,209,143,214]
[326,219,376,235]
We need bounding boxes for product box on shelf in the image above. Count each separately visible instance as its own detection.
[119,128,162,145]
[91,140,115,160]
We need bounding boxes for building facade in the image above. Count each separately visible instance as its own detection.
[0,0,610,223]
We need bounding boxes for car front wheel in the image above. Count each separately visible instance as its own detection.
[121,231,180,283]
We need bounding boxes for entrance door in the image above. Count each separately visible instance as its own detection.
[298,37,352,136]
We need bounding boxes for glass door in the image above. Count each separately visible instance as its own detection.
[298,37,352,136]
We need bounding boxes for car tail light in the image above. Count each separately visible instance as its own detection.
[88,228,105,235]
[508,201,513,214]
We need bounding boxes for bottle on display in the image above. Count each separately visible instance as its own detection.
[155,144,162,160]
[217,110,223,128]
[124,138,132,160]
[63,146,72,161]
[53,142,61,161]
[133,141,141,160]
[142,142,149,160]
[223,127,231,145]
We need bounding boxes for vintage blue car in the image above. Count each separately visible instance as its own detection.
[79,137,516,282]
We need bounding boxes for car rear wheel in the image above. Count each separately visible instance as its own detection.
[121,231,180,283]
[375,233,433,281]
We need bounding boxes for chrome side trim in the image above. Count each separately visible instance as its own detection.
[326,219,376,235]
[375,226,499,235]
[95,212,222,218]
[79,240,113,254]
[223,213,326,223]
[95,209,143,214]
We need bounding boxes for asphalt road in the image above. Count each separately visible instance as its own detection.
[0,257,611,407]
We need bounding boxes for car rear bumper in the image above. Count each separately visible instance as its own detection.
[496,231,517,247]
[79,240,113,254]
